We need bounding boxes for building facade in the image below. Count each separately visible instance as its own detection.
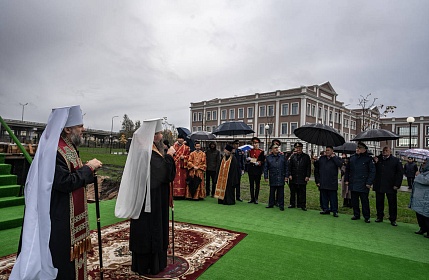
[190,82,367,154]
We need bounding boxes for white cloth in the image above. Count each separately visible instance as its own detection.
[115,118,163,218]
[10,107,76,280]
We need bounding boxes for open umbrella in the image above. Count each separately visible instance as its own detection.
[238,144,253,152]
[212,121,254,136]
[399,149,429,161]
[351,129,400,142]
[176,127,195,151]
[294,123,345,146]
[189,131,216,141]
[333,142,357,154]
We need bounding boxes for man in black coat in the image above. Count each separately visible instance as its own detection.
[314,146,343,217]
[373,146,403,226]
[403,157,418,189]
[205,141,220,197]
[345,142,376,223]
[264,144,289,211]
[288,142,311,211]
[232,139,245,201]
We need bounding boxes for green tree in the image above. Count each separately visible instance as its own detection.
[121,114,135,138]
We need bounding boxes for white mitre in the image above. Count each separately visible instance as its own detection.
[115,118,163,219]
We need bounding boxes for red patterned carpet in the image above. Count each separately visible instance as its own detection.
[0,221,246,280]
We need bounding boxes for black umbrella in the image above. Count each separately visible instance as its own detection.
[176,127,195,151]
[189,131,216,141]
[333,142,357,154]
[212,121,254,136]
[294,123,345,146]
[351,129,401,142]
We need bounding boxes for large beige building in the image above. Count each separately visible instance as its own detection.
[190,82,366,154]
[190,81,428,157]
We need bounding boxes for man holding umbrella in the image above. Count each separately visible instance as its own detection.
[288,142,311,211]
[345,142,375,223]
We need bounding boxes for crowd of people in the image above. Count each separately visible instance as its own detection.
[9,106,429,279]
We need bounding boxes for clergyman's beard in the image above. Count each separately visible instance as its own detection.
[154,139,165,155]
[70,132,83,146]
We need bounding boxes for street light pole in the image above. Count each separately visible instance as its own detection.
[110,115,119,154]
[264,124,270,152]
[406,117,415,149]
[20,102,28,121]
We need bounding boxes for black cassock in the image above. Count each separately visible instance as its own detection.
[216,155,240,205]
[129,151,176,275]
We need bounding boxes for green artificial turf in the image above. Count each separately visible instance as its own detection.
[1,198,428,279]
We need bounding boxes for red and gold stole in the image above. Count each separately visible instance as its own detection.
[57,136,91,280]
[214,155,232,200]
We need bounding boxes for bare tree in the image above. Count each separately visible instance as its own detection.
[358,93,396,131]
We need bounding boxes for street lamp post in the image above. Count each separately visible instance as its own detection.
[406,116,415,149]
[20,102,28,121]
[264,124,270,152]
[110,115,119,154]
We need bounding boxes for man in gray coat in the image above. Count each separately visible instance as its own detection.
[373,146,403,226]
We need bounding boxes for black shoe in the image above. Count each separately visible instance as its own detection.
[415,229,426,235]
[333,212,339,217]
[351,216,360,220]
[288,205,295,208]
[301,207,307,211]
[237,198,243,202]
[280,208,285,211]
[365,219,370,223]
[254,200,258,204]
[266,205,274,208]
[248,200,255,203]
[375,218,383,223]
[320,211,330,215]
[391,221,398,226]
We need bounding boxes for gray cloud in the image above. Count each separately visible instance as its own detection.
[1,0,428,130]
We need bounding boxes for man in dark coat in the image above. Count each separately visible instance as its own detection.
[215,144,239,205]
[288,142,311,211]
[205,141,220,197]
[373,146,403,226]
[314,146,343,217]
[264,144,289,211]
[232,140,245,201]
[404,157,418,189]
[345,142,376,223]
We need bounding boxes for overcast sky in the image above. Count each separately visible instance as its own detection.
[1,0,428,131]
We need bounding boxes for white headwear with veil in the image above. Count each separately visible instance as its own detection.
[115,118,163,219]
[10,105,83,280]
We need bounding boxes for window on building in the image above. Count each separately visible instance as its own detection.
[426,126,429,135]
[281,103,289,116]
[344,119,349,128]
[267,123,274,135]
[397,138,418,147]
[306,104,311,116]
[281,123,288,135]
[324,109,328,124]
[212,110,217,120]
[329,111,333,122]
[247,107,254,118]
[291,103,299,115]
[192,126,197,132]
[212,125,216,132]
[311,105,316,117]
[238,108,244,119]
[258,123,265,135]
[229,109,235,120]
[206,126,211,132]
[259,106,266,117]
[197,126,202,131]
[198,112,202,121]
[193,112,197,122]
[267,105,274,117]
[426,137,429,147]
[397,126,418,136]
[351,121,356,130]
[290,122,298,135]
[334,112,338,123]
[206,111,211,121]
[221,110,227,120]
